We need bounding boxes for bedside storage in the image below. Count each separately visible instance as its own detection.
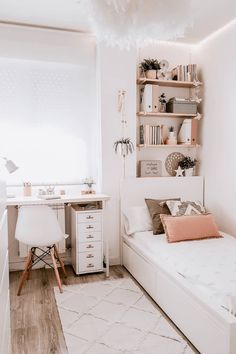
[71,206,104,275]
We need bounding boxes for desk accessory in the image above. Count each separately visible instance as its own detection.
[81,178,96,194]
[23,182,32,197]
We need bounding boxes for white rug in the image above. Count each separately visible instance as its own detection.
[54,277,195,354]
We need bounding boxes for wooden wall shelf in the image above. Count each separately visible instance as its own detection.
[137,78,202,88]
[137,112,197,118]
[137,144,200,148]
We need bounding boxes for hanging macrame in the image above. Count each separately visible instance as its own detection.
[114,90,134,157]
[114,90,134,176]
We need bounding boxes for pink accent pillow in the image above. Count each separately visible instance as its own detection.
[160,214,222,243]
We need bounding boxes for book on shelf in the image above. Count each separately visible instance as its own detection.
[140,124,164,145]
[171,64,197,82]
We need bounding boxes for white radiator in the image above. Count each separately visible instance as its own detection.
[19,204,66,258]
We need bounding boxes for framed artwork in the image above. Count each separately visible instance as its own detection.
[139,160,162,177]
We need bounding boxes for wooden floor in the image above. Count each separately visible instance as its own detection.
[10,265,125,354]
[10,265,198,354]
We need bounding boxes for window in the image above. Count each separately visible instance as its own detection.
[0,52,99,185]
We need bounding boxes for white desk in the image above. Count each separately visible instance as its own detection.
[7,194,111,276]
[7,194,110,206]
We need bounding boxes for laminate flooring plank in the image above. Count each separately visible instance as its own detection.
[10,265,125,354]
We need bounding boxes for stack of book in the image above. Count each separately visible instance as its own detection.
[171,64,197,82]
[140,125,164,145]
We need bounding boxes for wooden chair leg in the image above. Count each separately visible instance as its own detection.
[54,245,67,278]
[50,248,63,293]
[27,247,35,280]
[17,249,32,296]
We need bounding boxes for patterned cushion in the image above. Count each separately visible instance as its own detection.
[166,200,206,217]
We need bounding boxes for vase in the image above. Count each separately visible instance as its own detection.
[159,102,166,112]
[185,168,194,177]
[145,70,156,79]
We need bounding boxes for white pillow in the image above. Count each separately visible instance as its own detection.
[123,206,153,236]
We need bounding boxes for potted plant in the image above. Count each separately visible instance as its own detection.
[139,58,160,79]
[166,126,177,145]
[178,156,197,176]
[159,92,167,112]
[114,137,134,157]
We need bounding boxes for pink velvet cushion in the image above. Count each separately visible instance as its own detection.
[160,214,222,243]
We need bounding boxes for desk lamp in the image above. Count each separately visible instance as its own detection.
[2,157,18,174]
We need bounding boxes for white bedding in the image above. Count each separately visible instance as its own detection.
[123,231,236,315]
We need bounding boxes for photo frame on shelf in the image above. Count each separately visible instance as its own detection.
[139,160,162,177]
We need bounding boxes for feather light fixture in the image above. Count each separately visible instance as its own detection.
[77,0,194,48]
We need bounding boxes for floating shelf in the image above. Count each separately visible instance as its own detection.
[137,144,200,148]
[137,112,197,118]
[137,78,202,88]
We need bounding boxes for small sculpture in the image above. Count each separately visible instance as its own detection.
[175,166,184,177]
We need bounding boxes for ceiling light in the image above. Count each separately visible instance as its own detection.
[78,0,194,48]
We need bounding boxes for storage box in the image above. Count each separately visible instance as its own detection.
[166,98,197,114]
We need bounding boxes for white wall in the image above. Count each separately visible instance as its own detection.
[98,44,136,264]
[193,20,236,235]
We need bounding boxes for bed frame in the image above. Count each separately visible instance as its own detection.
[120,177,236,354]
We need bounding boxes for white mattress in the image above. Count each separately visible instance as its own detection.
[123,231,236,315]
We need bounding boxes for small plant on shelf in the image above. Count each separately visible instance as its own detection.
[178,156,197,176]
[159,92,167,112]
[139,58,160,79]
[178,156,197,169]
[159,92,167,104]
[139,58,160,71]
[166,126,177,145]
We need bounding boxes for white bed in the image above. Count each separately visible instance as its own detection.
[121,177,236,354]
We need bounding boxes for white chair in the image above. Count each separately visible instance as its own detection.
[15,205,67,296]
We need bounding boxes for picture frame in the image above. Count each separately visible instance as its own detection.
[139,160,162,177]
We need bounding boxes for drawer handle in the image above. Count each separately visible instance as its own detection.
[86,244,94,249]
[86,254,94,259]
[87,263,94,268]
[86,225,94,229]
[86,235,94,239]
[86,215,94,219]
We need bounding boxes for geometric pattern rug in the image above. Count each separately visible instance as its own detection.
[54,278,196,354]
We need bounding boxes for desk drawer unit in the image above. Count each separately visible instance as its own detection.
[71,207,103,275]
[77,212,101,224]
[79,241,102,253]
[78,222,101,233]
